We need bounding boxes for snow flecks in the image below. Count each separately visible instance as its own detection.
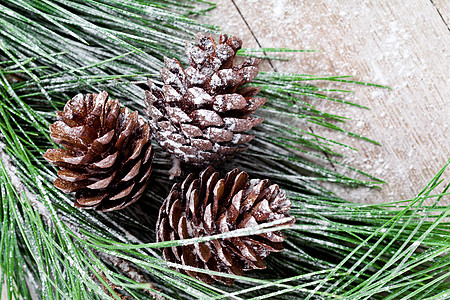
[213,94,247,112]
[204,128,234,143]
[186,42,207,66]
[0,140,51,220]
[218,69,239,85]
[162,85,182,103]
[223,118,237,131]
[231,133,254,145]
[186,87,213,107]
[98,252,159,296]
[273,0,287,18]
[209,74,222,91]
[190,109,224,128]
[215,44,234,62]
[185,66,207,86]
[411,241,422,248]
[166,107,192,124]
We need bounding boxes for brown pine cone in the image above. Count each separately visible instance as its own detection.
[44,91,154,211]
[145,33,266,175]
[156,166,294,285]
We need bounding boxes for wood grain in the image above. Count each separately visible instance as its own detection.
[432,0,450,29]
[199,0,450,204]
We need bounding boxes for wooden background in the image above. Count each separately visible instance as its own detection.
[199,0,450,205]
[1,1,449,299]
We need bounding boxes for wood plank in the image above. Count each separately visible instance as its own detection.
[200,0,450,204]
[432,0,450,28]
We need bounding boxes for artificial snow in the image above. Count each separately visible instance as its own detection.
[0,139,51,220]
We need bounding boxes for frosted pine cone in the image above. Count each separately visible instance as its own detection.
[156,166,294,285]
[145,33,266,176]
[44,91,154,211]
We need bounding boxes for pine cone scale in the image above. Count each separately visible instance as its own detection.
[93,151,118,168]
[54,177,88,193]
[57,169,88,182]
[63,94,86,123]
[86,172,115,189]
[168,199,182,230]
[195,244,211,264]
[50,122,89,150]
[76,193,105,206]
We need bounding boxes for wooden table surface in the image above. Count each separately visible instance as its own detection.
[200,0,450,205]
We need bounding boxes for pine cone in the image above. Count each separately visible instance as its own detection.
[145,33,266,173]
[44,91,154,211]
[156,166,294,285]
